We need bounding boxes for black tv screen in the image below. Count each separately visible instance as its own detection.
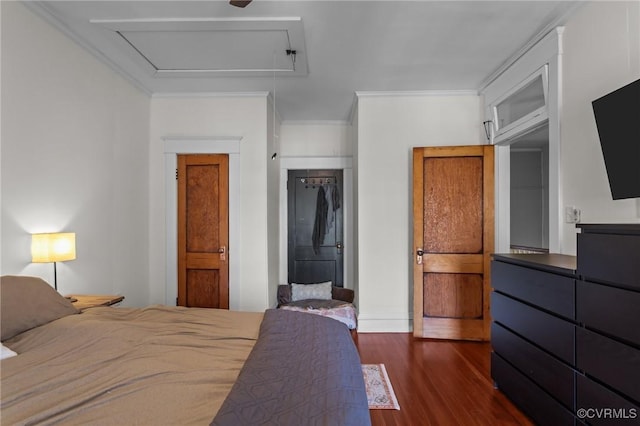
[591,78,640,200]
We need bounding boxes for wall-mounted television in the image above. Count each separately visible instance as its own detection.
[591,78,640,200]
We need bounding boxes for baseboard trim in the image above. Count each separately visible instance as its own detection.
[357,317,412,333]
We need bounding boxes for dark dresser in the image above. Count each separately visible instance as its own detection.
[491,224,640,425]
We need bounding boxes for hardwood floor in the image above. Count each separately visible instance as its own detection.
[356,333,534,426]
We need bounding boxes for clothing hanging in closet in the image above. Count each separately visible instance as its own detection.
[312,184,341,254]
[312,186,328,254]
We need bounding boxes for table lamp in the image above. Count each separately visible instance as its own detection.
[31,232,76,291]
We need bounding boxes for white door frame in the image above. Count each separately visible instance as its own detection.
[163,136,242,308]
[484,28,564,253]
[279,156,354,289]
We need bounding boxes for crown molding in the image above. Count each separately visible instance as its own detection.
[478,2,582,92]
[280,120,350,126]
[355,90,478,98]
[23,1,152,97]
[152,91,269,98]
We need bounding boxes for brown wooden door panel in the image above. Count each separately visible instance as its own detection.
[186,269,221,308]
[178,154,229,309]
[423,273,483,318]
[413,145,494,341]
[186,253,224,269]
[423,156,484,253]
[422,254,484,274]
[418,318,486,340]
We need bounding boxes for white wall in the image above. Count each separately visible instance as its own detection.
[355,93,483,332]
[0,2,150,305]
[560,1,640,254]
[266,99,281,308]
[280,121,353,157]
[351,109,360,309]
[148,95,271,312]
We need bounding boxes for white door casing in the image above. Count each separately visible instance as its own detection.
[163,137,241,309]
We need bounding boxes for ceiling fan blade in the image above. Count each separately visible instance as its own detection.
[230,0,252,8]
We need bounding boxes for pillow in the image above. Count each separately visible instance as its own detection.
[1,343,17,359]
[1,275,79,341]
[291,281,332,302]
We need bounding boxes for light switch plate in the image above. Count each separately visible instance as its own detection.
[565,206,581,224]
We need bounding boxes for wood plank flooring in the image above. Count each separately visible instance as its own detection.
[356,333,534,425]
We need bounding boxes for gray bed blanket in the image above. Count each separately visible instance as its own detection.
[211,309,371,426]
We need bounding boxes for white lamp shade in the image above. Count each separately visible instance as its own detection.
[31,233,76,263]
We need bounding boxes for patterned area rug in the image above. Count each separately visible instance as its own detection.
[362,364,400,410]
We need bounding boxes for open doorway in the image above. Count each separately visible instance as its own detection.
[279,157,354,300]
[287,169,344,286]
[509,124,549,253]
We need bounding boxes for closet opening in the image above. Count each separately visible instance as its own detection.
[287,169,344,286]
[509,124,549,253]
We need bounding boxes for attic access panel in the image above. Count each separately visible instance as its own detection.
[92,18,308,77]
[119,29,290,72]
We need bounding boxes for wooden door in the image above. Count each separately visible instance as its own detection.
[413,146,494,340]
[287,169,344,286]
[177,154,229,309]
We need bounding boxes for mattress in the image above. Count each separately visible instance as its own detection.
[1,305,371,425]
[1,305,263,425]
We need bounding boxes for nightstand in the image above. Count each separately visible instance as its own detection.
[69,295,125,311]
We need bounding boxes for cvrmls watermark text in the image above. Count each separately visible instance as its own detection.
[577,408,637,420]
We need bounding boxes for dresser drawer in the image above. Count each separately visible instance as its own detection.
[577,280,640,346]
[492,323,574,409]
[576,328,640,403]
[492,353,576,426]
[492,260,575,319]
[492,292,575,364]
[577,232,640,290]
[576,374,639,426]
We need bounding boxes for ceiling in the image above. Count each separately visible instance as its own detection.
[26,1,579,122]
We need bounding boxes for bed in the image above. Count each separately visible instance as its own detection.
[0,276,371,425]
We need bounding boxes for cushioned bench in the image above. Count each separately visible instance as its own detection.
[277,284,358,342]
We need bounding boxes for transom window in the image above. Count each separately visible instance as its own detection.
[492,65,548,143]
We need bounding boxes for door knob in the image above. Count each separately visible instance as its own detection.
[416,248,424,265]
